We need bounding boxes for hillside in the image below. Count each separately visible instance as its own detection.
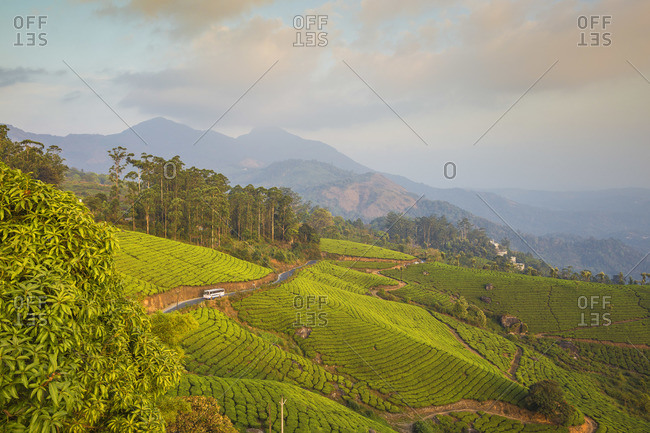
[385,262,650,345]
[163,257,650,432]
[320,238,415,260]
[115,230,272,296]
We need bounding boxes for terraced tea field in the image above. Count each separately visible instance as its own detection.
[114,230,271,295]
[183,307,346,400]
[235,262,527,408]
[163,249,648,432]
[329,259,400,269]
[320,238,415,260]
[415,412,570,433]
[170,374,398,433]
[515,345,648,431]
[385,262,650,345]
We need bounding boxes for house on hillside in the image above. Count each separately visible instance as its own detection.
[490,240,508,257]
[510,256,525,271]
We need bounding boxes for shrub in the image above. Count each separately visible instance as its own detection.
[0,162,182,432]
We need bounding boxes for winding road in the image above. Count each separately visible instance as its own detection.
[163,260,318,313]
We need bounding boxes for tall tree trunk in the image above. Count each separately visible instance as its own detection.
[270,205,275,242]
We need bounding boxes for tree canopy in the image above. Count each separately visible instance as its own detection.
[0,125,68,186]
[0,162,182,432]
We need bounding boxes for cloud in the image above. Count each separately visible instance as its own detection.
[0,67,48,88]
[81,0,275,35]
[35,0,647,189]
[108,0,650,140]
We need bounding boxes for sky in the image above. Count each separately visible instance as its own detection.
[1,0,649,191]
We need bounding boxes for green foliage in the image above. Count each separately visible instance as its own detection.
[452,296,469,318]
[320,238,415,260]
[0,162,182,432]
[114,230,271,295]
[412,420,435,433]
[150,311,199,355]
[0,125,68,186]
[156,395,191,425]
[169,374,398,433]
[371,214,497,263]
[234,262,526,409]
[384,262,650,345]
[165,396,238,433]
[525,380,578,426]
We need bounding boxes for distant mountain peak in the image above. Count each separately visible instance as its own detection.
[131,116,196,132]
[240,126,292,139]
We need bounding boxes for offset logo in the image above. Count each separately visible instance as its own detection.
[13,15,48,47]
[577,295,611,327]
[14,295,48,327]
[293,15,328,47]
[577,15,612,47]
[292,294,328,327]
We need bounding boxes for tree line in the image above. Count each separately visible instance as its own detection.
[84,147,304,249]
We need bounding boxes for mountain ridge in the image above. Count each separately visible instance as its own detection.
[5,117,649,275]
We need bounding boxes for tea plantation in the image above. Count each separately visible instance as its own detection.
[114,230,271,295]
[320,238,415,260]
[385,262,650,345]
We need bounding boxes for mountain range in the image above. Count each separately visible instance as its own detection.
[6,117,649,276]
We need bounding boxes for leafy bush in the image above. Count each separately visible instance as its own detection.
[412,420,435,433]
[0,162,182,432]
[165,396,238,433]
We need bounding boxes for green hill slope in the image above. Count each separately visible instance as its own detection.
[170,374,399,433]
[320,238,415,260]
[165,254,650,432]
[114,230,272,295]
[235,262,527,408]
[385,262,650,345]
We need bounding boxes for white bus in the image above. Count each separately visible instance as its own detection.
[203,288,226,299]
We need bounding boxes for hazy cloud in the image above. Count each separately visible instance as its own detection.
[0,67,48,88]
[81,0,276,34]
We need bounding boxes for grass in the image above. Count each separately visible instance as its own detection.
[320,238,415,260]
[114,230,271,295]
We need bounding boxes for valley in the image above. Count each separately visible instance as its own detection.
[2,123,649,433]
